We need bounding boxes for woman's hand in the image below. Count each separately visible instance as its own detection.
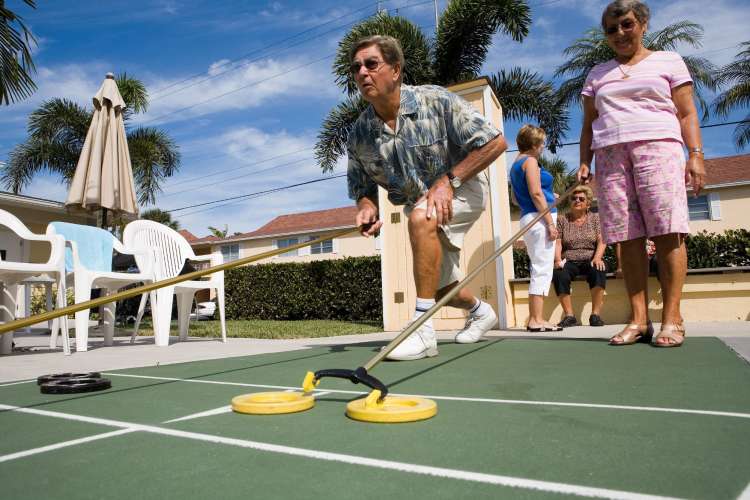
[591,258,606,272]
[686,154,706,196]
[546,223,558,241]
[554,259,564,269]
[576,164,591,184]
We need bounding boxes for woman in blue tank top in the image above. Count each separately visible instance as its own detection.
[509,125,562,331]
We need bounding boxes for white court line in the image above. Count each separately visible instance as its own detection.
[0,429,135,463]
[0,403,679,500]
[0,379,35,387]
[103,372,750,420]
[738,482,750,500]
[163,406,232,423]
[162,390,332,423]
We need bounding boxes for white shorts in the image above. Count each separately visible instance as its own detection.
[405,174,488,289]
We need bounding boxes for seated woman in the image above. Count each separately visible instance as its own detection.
[552,185,607,327]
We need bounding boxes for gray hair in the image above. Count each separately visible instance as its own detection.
[601,0,650,29]
[349,35,405,76]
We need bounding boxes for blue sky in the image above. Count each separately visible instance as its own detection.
[2,0,748,236]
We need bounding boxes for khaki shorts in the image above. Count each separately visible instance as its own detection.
[405,173,488,289]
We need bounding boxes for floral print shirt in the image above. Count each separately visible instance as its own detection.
[347,84,501,206]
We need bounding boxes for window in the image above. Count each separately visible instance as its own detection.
[310,236,333,254]
[276,238,299,257]
[688,195,710,221]
[220,244,239,262]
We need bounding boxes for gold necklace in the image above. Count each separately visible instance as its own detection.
[617,63,632,79]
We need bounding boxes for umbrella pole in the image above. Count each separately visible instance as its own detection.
[100,207,108,229]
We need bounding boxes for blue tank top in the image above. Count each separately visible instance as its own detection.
[510,155,556,217]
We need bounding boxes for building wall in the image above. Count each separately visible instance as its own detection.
[209,229,378,266]
[689,185,750,234]
[511,272,750,324]
[380,79,514,331]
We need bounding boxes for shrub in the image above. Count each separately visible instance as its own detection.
[224,256,382,323]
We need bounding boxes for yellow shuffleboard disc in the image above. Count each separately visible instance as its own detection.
[346,390,437,423]
[231,392,315,415]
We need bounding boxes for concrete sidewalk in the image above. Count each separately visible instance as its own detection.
[2,321,748,383]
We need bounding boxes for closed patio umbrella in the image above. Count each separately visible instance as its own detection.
[66,73,137,227]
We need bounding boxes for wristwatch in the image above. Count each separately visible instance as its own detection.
[446,171,462,189]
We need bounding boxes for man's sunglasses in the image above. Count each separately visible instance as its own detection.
[604,18,637,35]
[350,58,386,74]
[572,196,588,202]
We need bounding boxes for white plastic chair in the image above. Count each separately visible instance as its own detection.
[123,220,226,347]
[0,209,70,355]
[47,222,155,352]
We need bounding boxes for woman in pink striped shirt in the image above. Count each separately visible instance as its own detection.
[575,0,705,347]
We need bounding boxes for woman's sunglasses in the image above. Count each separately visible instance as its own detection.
[572,195,588,202]
[604,18,637,35]
[350,58,386,75]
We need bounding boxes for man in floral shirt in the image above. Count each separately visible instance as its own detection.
[347,35,507,361]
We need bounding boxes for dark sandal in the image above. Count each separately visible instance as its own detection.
[652,323,686,348]
[609,321,653,346]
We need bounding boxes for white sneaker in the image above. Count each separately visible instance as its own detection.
[384,326,438,361]
[455,306,497,344]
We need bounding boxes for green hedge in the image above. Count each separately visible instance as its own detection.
[512,229,750,278]
[224,256,382,322]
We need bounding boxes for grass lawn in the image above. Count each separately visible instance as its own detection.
[129,319,383,339]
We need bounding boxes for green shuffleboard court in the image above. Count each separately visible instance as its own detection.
[1,337,748,499]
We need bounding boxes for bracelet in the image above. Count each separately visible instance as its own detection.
[688,147,704,155]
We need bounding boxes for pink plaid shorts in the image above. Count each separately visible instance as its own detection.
[594,139,689,244]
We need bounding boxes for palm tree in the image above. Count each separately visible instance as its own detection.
[207,225,229,238]
[1,73,180,206]
[712,41,750,150]
[315,4,569,172]
[141,208,180,230]
[555,21,716,119]
[0,0,36,105]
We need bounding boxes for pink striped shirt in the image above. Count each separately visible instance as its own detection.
[581,51,692,150]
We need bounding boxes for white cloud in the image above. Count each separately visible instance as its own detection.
[650,0,749,67]
[132,55,339,126]
[150,126,351,235]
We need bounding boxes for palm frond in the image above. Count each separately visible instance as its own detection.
[734,115,750,150]
[434,0,531,85]
[27,98,91,148]
[488,68,569,151]
[642,20,703,52]
[314,96,368,173]
[712,41,750,150]
[0,0,38,105]
[116,72,148,119]
[2,138,79,193]
[140,208,179,230]
[332,12,433,96]
[128,127,181,206]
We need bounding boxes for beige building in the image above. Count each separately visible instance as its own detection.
[195,206,379,266]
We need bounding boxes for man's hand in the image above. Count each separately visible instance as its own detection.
[686,155,705,196]
[355,198,382,237]
[576,164,591,184]
[591,258,606,272]
[424,175,453,225]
